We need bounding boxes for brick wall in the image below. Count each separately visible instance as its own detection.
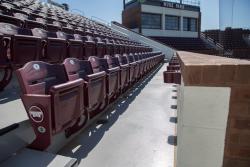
[177,51,250,167]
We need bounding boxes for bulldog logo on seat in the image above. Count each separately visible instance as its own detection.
[29,106,44,123]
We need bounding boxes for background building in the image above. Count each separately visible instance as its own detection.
[122,0,201,38]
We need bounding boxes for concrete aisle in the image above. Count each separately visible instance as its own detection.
[59,64,177,167]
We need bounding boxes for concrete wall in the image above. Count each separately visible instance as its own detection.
[177,84,230,167]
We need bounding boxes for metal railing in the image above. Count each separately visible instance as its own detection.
[125,0,200,6]
[90,16,110,26]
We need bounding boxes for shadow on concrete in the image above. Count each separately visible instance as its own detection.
[168,135,177,146]
[58,64,164,163]
[171,105,177,110]
[169,117,177,124]
[0,89,20,104]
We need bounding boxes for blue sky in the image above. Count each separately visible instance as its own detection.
[54,0,219,30]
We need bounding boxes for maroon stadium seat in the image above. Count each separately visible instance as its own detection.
[32,28,67,63]
[134,53,143,78]
[56,31,83,59]
[63,58,107,118]
[0,12,24,27]
[16,61,85,150]
[89,56,120,103]
[0,23,42,65]
[46,21,61,32]
[0,34,12,91]
[74,34,96,60]
[13,12,46,29]
[103,38,114,56]
[123,53,136,84]
[94,37,105,58]
[128,53,140,81]
[104,55,129,93]
[114,54,130,92]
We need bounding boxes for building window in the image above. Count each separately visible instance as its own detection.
[183,17,189,31]
[165,15,180,30]
[183,17,198,32]
[141,13,162,29]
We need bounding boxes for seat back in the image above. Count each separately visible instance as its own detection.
[0,23,41,65]
[57,31,83,59]
[84,35,96,59]
[16,61,68,95]
[134,53,140,61]
[0,35,8,66]
[63,58,106,116]
[116,54,128,65]
[128,53,135,63]
[32,28,67,62]
[63,58,93,81]
[16,61,84,150]
[95,37,105,58]
[74,34,95,60]
[104,55,119,69]
[88,56,102,73]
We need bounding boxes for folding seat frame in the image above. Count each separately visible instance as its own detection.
[94,37,105,58]
[127,53,140,81]
[16,61,86,150]
[0,34,12,91]
[32,28,67,63]
[46,21,61,32]
[122,53,137,84]
[110,39,120,55]
[0,13,25,27]
[89,56,120,103]
[56,31,83,59]
[137,53,146,77]
[74,34,96,60]
[14,12,46,29]
[103,38,113,56]
[114,54,130,92]
[0,23,42,66]
[133,53,142,78]
[63,58,107,118]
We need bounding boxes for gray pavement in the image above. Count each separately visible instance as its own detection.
[59,64,177,167]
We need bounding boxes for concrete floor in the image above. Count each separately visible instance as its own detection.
[0,71,28,129]
[59,64,177,167]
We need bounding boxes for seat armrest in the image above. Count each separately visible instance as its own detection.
[120,64,129,69]
[47,38,67,43]
[107,67,120,74]
[68,39,83,43]
[13,35,42,41]
[50,79,84,93]
[86,71,106,81]
[129,62,137,66]
[85,41,95,45]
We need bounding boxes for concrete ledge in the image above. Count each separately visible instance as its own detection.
[177,51,250,167]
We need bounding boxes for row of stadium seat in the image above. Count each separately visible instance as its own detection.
[0,23,150,65]
[0,22,151,91]
[0,0,132,40]
[16,52,164,150]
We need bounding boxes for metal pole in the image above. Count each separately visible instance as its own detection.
[123,0,125,10]
[180,0,182,4]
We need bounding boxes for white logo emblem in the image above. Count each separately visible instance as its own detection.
[70,60,75,65]
[33,64,40,70]
[29,106,44,123]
